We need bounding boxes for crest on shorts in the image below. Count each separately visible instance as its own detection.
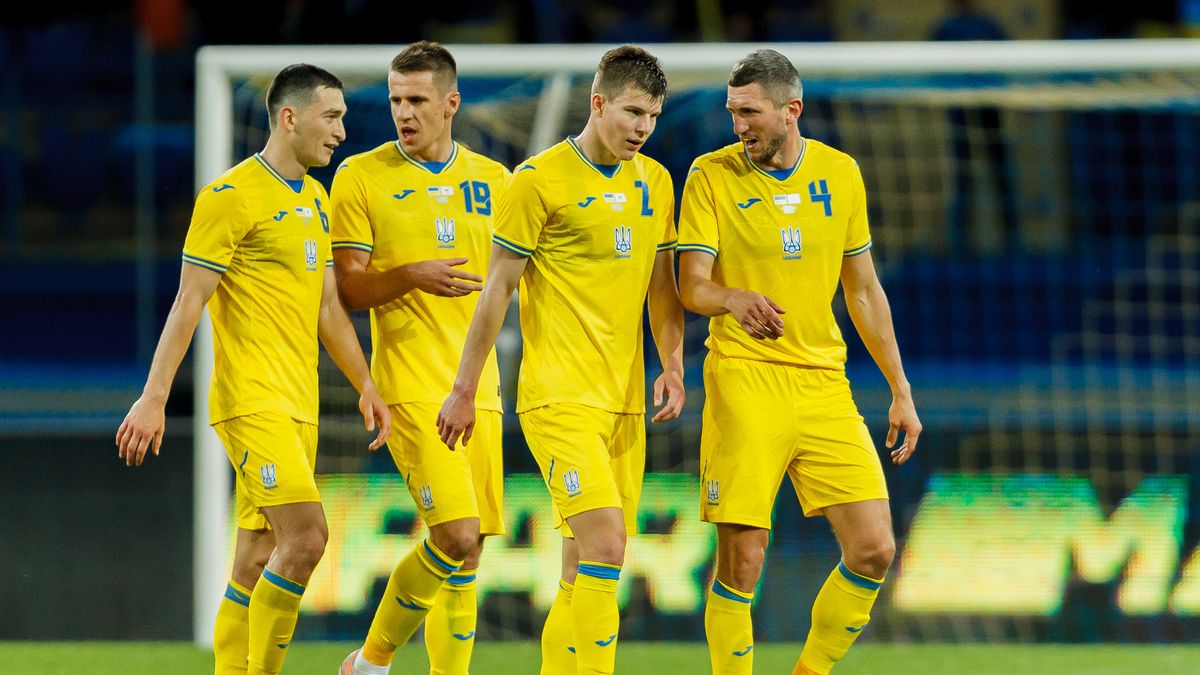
[705,479,720,505]
[564,468,582,497]
[419,485,435,510]
[260,463,278,490]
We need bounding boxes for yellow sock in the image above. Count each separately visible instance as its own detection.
[247,568,305,675]
[214,580,252,675]
[796,561,883,675]
[539,579,576,675]
[362,539,464,666]
[705,579,754,675]
[426,570,479,675]
[571,562,621,675]
[544,578,580,672]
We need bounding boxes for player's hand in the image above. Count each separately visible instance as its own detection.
[405,258,484,297]
[885,389,921,465]
[358,384,390,451]
[115,394,166,467]
[650,369,685,423]
[724,288,785,340]
[436,388,476,451]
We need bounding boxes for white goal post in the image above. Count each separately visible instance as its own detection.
[192,39,1200,645]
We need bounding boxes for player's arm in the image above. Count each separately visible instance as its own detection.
[437,245,528,449]
[678,251,785,340]
[647,250,685,423]
[333,249,484,311]
[840,250,921,464]
[317,266,390,450]
[116,262,222,466]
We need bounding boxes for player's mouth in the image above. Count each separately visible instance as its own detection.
[626,138,643,151]
[400,127,418,143]
[741,137,758,151]
[323,142,338,153]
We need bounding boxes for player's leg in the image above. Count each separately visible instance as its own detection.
[566,507,626,675]
[699,355,793,675]
[707,524,767,674]
[425,408,505,675]
[214,413,322,675]
[540,537,579,675]
[224,413,324,675]
[523,404,628,675]
[423,521,484,675]
[213,526,273,674]
[348,403,472,674]
[788,369,891,675]
[794,500,893,675]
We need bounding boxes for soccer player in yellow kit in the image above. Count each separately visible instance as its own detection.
[332,42,509,675]
[677,50,922,675]
[437,46,685,675]
[116,64,390,675]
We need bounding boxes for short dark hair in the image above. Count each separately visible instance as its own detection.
[593,45,668,101]
[391,41,458,94]
[265,64,343,128]
[728,49,803,106]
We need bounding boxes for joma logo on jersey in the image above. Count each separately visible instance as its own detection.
[427,185,454,204]
[614,226,632,258]
[435,217,456,248]
[603,192,627,211]
[419,485,434,510]
[304,239,319,271]
[781,227,802,259]
[260,464,278,490]
[705,479,720,505]
[564,468,582,497]
[773,193,802,214]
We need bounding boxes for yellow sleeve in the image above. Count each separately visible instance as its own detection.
[492,164,546,257]
[676,163,719,258]
[654,168,677,251]
[329,162,374,255]
[182,183,251,273]
[844,161,872,257]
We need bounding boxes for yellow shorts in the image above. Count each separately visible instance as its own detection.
[387,402,505,536]
[699,354,888,527]
[214,410,320,531]
[520,403,644,537]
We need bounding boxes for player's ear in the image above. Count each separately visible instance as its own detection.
[787,99,803,123]
[278,104,298,132]
[445,91,461,119]
[591,92,606,117]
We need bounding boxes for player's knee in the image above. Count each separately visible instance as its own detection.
[431,520,482,562]
[279,527,327,574]
[582,530,627,566]
[847,536,895,580]
[727,543,765,589]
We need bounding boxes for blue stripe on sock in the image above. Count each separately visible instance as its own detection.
[837,561,882,591]
[577,563,621,581]
[711,581,752,604]
[223,584,250,607]
[262,568,306,596]
[423,540,461,574]
[447,573,477,586]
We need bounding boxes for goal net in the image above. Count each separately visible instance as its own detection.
[195,41,1200,646]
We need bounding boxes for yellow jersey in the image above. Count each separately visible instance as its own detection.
[493,138,677,414]
[182,153,333,425]
[329,141,507,411]
[678,139,872,370]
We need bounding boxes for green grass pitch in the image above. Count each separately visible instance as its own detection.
[3,642,1198,674]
